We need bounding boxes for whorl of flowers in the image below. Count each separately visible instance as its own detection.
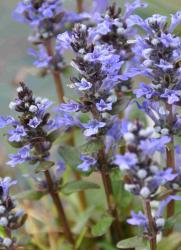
[114,120,181,234]
[131,12,181,105]
[14,0,87,42]
[0,83,62,170]
[0,177,25,249]
[56,23,131,171]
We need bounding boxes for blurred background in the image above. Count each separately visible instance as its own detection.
[0,1,180,247]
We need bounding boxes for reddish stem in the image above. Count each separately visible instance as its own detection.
[144,200,157,250]
[165,103,175,233]
[44,170,75,246]
[44,39,64,103]
[44,39,87,211]
[77,0,83,13]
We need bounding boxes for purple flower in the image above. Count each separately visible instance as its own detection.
[28,117,41,128]
[139,136,170,155]
[114,152,138,170]
[75,78,92,91]
[92,0,108,14]
[57,32,71,49]
[154,169,177,186]
[105,117,123,153]
[7,146,31,167]
[56,160,66,177]
[169,11,181,32]
[0,177,17,200]
[127,211,147,228]
[134,83,155,99]
[78,155,96,171]
[28,46,51,69]
[161,89,181,104]
[83,120,106,137]
[156,195,181,217]
[0,116,15,128]
[57,101,80,112]
[124,0,147,19]
[8,126,27,142]
[96,99,112,112]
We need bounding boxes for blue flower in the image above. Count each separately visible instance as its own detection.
[83,120,106,137]
[56,160,66,177]
[57,32,71,49]
[156,195,181,217]
[154,169,177,185]
[7,146,31,167]
[169,11,181,32]
[28,117,41,128]
[134,83,156,99]
[0,177,17,200]
[161,89,181,104]
[127,211,147,228]
[139,136,170,155]
[8,126,27,142]
[78,155,96,171]
[28,46,51,69]
[57,101,80,112]
[0,116,15,128]
[114,152,138,170]
[92,0,108,14]
[75,78,92,91]
[96,99,112,112]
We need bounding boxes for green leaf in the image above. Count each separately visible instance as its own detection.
[73,206,95,234]
[15,190,46,201]
[59,145,81,169]
[98,241,117,250]
[35,161,54,173]
[46,129,61,142]
[91,215,114,237]
[79,140,103,154]
[164,211,181,230]
[8,140,25,148]
[61,180,100,195]
[110,96,131,115]
[158,233,181,250]
[117,236,147,249]
[0,226,6,238]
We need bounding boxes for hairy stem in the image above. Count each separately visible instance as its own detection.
[99,152,123,243]
[44,39,64,103]
[165,103,175,230]
[44,39,87,211]
[44,170,75,246]
[76,0,83,13]
[144,200,157,250]
[91,105,122,242]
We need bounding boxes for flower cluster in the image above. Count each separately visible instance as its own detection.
[87,0,147,94]
[114,120,180,234]
[114,120,176,198]
[56,23,130,171]
[14,0,87,42]
[0,83,59,169]
[0,177,25,249]
[28,42,66,72]
[132,12,181,105]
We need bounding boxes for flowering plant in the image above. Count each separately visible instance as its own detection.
[0,0,180,249]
